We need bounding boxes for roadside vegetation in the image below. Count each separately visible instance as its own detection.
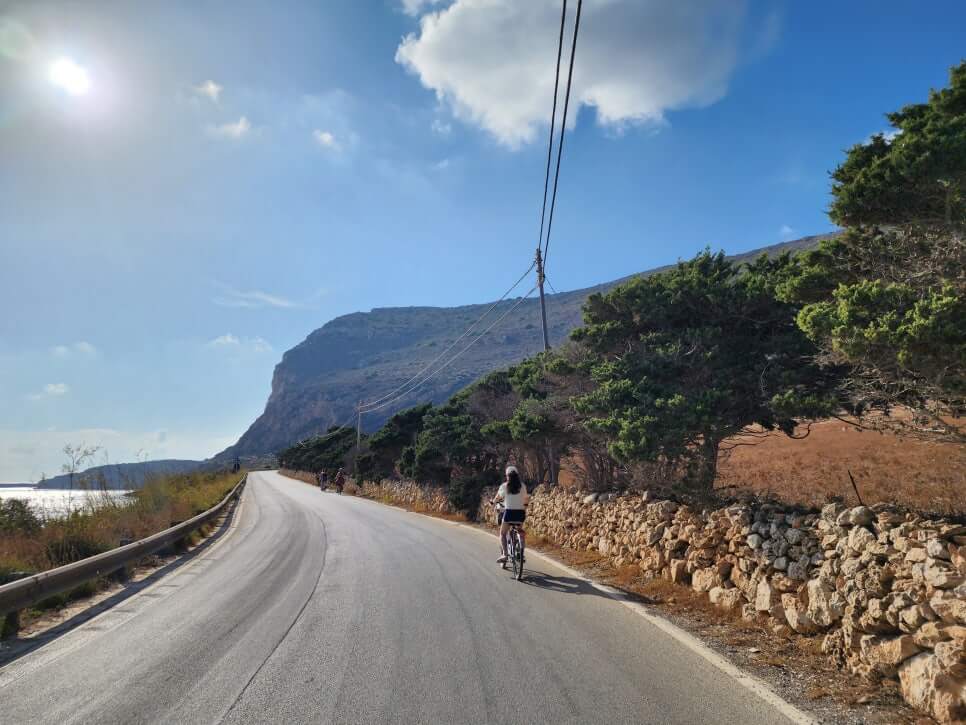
[280,61,964,518]
[0,468,242,582]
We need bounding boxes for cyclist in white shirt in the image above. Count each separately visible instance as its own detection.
[492,465,529,564]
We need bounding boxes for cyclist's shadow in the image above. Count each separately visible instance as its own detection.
[520,571,612,599]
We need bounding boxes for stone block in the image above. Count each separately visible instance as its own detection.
[860,634,921,677]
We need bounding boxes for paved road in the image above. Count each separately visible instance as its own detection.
[0,471,801,724]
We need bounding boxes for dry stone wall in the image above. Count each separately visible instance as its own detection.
[366,479,966,722]
[359,480,453,514]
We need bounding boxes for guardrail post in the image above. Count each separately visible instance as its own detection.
[0,570,29,639]
[1,609,20,639]
[113,538,133,583]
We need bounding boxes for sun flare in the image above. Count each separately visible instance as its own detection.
[49,57,91,95]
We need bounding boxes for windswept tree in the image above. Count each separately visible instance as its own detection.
[277,426,360,474]
[357,403,433,482]
[573,251,838,490]
[829,61,965,229]
[781,61,966,438]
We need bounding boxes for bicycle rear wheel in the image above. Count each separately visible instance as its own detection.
[511,531,522,580]
[516,537,525,581]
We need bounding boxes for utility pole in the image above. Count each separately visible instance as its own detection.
[535,247,551,352]
[535,247,557,486]
[355,401,362,476]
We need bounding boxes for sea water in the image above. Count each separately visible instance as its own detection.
[0,486,132,518]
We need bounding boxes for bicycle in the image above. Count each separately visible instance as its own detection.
[496,503,525,581]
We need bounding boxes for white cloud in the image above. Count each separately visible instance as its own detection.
[207,334,273,353]
[212,286,297,309]
[779,224,795,238]
[208,116,251,139]
[250,337,273,353]
[396,0,754,148]
[28,383,70,400]
[51,341,97,358]
[312,129,340,150]
[431,118,452,135]
[401,0,448,16]
[432,158,451,171]
[208,333,240,347]
[194,80,223,102]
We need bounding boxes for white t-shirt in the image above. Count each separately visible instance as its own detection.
[497,481,529,510]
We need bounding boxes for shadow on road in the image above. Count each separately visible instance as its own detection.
[0,496,243,668]
[519,571,613,599]
[517,566,662,608]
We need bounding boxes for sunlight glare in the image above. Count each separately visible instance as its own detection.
[49,57,91,96]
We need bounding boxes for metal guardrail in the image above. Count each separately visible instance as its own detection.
[0,475,247,620]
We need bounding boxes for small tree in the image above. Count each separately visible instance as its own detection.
[61,443,100,494]
[573,251,838,490]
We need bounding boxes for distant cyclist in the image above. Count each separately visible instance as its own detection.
[492,465,528,564]
[334,468,345,495]
[317,469,327,490]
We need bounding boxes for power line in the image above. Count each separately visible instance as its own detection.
[542,0,583,267]
[536,0,569,257]
[358,262,535,411]
[359,286,538,415]
[345,1,584,430]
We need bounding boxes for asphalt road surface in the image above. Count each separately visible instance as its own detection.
[0,471,803,724]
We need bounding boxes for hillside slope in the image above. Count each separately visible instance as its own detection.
[221,236,830,458]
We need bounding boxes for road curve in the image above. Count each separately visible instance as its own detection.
[0,471,802,724]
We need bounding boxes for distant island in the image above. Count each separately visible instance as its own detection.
[33,459,201,490]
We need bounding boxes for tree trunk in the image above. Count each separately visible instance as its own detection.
[945,183,952,227]
[691,436,720,490]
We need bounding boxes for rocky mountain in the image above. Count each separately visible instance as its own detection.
[220,235,831,458]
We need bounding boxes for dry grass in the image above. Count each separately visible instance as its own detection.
[716,420,965,515]
[555,418,964,516]
[0,469,242,577]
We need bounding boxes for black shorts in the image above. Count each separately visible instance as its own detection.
[500,509,526,524]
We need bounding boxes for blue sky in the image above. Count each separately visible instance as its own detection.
[1,0,963,481]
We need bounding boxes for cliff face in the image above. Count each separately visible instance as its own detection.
[220,236,830,458]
